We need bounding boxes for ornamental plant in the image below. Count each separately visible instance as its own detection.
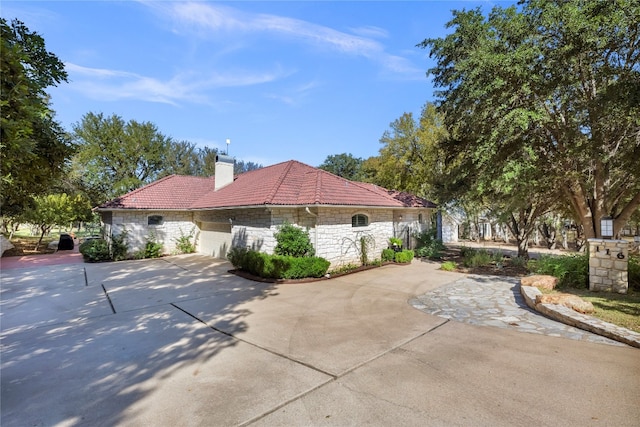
[274,222,315,257]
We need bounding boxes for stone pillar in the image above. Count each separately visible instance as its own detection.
[588,239,629,294]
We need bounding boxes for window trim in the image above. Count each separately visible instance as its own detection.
[351,213,369,228]
[148,215,164,226]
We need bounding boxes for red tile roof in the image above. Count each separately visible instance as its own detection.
[97,160,436,210]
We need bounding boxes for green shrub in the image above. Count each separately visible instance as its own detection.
[274,222,315,257]
[629,254,640,292]
[459,246,476,258]
[228,248,330,279]
[413,229,445,259]
[381,248,395,262]
[389,237,403,247]
[227,246,249,269]
[174,228,196,254]
[440,261,457,271]
[79,238,111,262]
[144,240,163,258]
[491,251,504,263]
[529,254,588,288]
[509,256,528,268]
[279,256,330,279]
[394,249,414,264]
[110,229,129,261]
[463,249,492,268]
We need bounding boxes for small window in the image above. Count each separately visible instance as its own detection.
[148,215,163,225]
[351,214,369,227]
[418,213,423,223]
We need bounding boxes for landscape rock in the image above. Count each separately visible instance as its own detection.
[521,275,558,290]
[535,293,595,314]
[1,235,14,256]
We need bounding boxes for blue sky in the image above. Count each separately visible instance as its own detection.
[3,1,512,168]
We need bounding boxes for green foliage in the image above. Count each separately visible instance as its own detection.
[318,153,364,181]
[509,256,528,268]
[413,229,445,259]
[227,246,249,269]
[528,254,589,289]
[459,246,476,258]
[79,238,110,262]
[381,248,396,262]
[228,248,329,279]
[420,1,640,239]
[359,234,376,265]
[143,235,163,259]
[280,256,331,279]
[274,222,315,257]
[388,237,403,247]
[110,229,129,261]
[20,193,92,250]
[462,249,492,268]
[440,261,457,271]
[394,249,414,264]
[626,254,639,292]
[173,228,196,254]
[0,18,72,215]
[366,104,447,199]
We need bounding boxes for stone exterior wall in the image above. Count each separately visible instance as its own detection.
[101,206,433,267]
[105,210,195,255]
[588,238,629,294]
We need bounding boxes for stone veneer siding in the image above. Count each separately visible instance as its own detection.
[104,206,433,267]
[588,238,629,294]
[106,210,195,255]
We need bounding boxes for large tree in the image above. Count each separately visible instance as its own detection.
[420,0,640,239]
[369,103,446,200]
[72,112,173,202]
[1,18,72,216]
[318,153,364,181]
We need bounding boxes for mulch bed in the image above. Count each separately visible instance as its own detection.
[437,247,529,277]
[2,237,56,257]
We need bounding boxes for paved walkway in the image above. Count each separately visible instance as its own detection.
[410,274,624,346]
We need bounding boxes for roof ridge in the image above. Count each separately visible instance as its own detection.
[314,169,322,204]
[264,160,296,203]
[313,168,406,205]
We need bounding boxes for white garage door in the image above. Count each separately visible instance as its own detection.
[198,222,232,259]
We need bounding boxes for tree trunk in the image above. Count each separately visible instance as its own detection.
[516,235,529,259]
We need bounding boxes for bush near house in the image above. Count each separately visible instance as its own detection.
[381,248,395,262]
[79,238,111,262]
[394,249,414,264]
[413,229,445,259]
[227,247,330,279]
[527,254,589,289]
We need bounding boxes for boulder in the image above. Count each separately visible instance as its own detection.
[535,293,595,314]
[1,235,14,256]
[521,275,558,290]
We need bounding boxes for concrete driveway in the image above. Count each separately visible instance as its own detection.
[1,255,638,426]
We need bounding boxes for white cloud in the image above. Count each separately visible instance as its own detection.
[146,2,418,76]
[65,62,288,105]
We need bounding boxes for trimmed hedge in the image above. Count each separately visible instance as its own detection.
[227,247,330,279]
[79,238,111,262]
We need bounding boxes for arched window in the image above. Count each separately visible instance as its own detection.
[148,215,163,225]
[351,214,369,227]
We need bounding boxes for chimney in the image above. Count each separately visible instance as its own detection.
[215,154,234,190]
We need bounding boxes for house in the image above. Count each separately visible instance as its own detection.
[96,156,436,267]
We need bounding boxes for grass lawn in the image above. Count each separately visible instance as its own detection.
[560,288,640,333]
